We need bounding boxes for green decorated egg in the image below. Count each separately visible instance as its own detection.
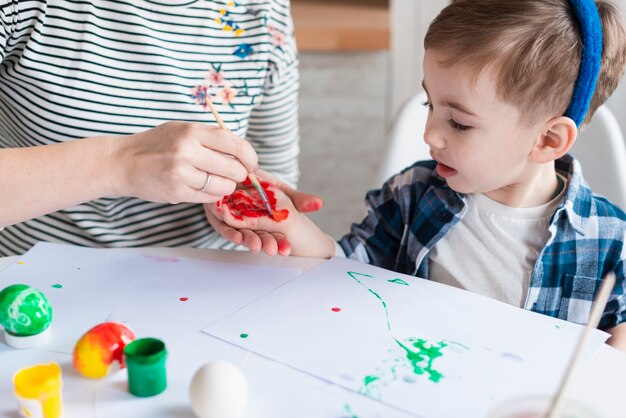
[0,284,52,336]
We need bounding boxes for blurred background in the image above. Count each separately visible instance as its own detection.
[294,0,626,239]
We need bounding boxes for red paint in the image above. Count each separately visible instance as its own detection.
[277,239,291,254]
[300,198,324,213]
[331,307,342,312]
[222,179,289,222]
[179,297,189,302]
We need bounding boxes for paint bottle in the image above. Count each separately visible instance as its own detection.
[0,284,53,349]
[124,337,167,397]
[13,362,63,418]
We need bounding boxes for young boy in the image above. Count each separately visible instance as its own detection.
[209,0,626,351]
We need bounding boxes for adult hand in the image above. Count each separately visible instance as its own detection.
[112,121,259,204]
[204,169,324,256]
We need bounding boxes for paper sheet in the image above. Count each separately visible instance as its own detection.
[204,257,609,418]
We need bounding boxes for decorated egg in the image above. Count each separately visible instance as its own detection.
[73,322,135,379]
[190,361,248,418]
[0,284,53,348]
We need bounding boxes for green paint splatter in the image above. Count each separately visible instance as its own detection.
[240,333,249,339]
[343,403,359,418]
[51,284,62,289]
[387,278,409,286]
[361,374,381,397]
[347,271,391,331]
[395,338,446,383]
[555,324,561,329]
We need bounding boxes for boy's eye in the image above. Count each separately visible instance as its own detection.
[422,101,433,110]
[447,118,470,132]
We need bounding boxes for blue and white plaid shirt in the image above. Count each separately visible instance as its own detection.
[339,154,626,330]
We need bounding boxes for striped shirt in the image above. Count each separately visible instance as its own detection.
[0,0,299,255]
[338,155,626,330]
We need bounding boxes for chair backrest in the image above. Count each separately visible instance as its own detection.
[377,92,626,209]
[375,91,430,186]
[570,105,626,209]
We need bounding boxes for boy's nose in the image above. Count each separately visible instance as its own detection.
[423,120,445,150]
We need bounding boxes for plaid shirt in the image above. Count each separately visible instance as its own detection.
[339,154,626,330]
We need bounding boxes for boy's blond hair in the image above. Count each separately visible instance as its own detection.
[424,0,626,127]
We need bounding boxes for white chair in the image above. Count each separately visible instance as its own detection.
[377,91,626,210]
[375,90,430,186]
[570,104,626,209]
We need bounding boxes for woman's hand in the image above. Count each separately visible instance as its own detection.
[111,121,259,204]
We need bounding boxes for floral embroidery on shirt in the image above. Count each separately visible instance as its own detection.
[192,64,244,110]
[205,63,225,86]
[215,1,245,37]
[233,43,253,59]
[218,85,238,108]
[268,25,285,47]
[191,84,210,111]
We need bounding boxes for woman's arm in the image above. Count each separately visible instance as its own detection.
[0,121,259,227]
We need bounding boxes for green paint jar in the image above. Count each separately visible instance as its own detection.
[124,337,167,397]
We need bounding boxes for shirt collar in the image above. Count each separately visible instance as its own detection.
[555,154,592,235]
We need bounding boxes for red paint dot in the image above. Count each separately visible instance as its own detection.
[331,307,342,312]
[179,297,189,302]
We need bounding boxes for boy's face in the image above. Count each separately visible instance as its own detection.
[422,49,544,202]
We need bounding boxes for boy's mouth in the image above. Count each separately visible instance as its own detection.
[435,161,458,178]
[430,152,458,178]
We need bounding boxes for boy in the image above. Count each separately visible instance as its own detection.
[208,0,626,351]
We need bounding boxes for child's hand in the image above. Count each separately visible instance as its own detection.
[205,170,324,256]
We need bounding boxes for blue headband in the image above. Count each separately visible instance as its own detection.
[565,0,603,127]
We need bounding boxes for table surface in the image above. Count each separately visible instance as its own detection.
[1,247,625,418]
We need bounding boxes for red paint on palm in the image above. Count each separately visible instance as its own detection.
[222,179,289,222]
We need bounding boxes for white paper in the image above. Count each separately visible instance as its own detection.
[204,257,609,418]
[0,242,301,353]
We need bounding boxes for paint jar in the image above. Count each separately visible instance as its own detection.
[487,395,601,418]
[124,337,167,397]
[13,362,63,418]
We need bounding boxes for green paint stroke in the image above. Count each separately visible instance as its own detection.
[387,278,409,286]
[240,333,249,339]
[347,271,391,331]
[361,374,381,397]
[343,403,359,418]
[51,284,62,289]
[395,338,447,383]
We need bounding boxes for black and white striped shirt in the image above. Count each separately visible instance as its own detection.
[0,0,299,255]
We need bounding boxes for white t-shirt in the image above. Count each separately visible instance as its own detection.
[429,182,565,307]
[0,0,299,255]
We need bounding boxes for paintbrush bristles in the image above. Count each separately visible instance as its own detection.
[204,96,275,217]
[545,272,616,418]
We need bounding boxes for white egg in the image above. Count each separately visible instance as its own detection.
[189,361,248,418]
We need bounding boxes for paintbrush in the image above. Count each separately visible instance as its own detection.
[545,272,616,418]
[204,96,274,218]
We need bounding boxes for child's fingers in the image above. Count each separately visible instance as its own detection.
[241,229,263,254]
[274,232,291,257]
[203,204,244,245]
[257,231,279,256]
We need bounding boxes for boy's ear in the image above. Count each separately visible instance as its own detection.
[530,116,578,163]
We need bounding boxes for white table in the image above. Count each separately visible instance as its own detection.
[1,248,625,417]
